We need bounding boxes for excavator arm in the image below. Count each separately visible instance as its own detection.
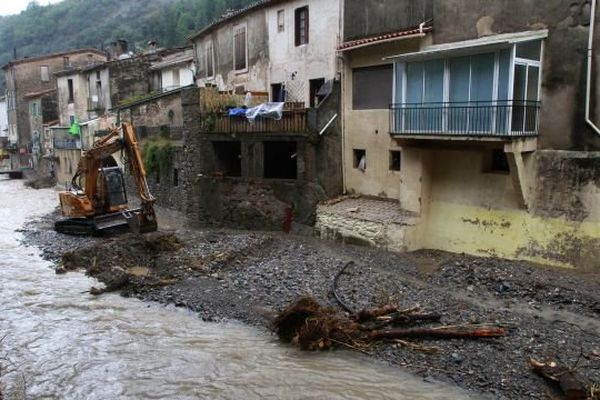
[55,123,157,235]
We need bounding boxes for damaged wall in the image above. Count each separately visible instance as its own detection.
[176,86,340,230]
[413,148,600,271]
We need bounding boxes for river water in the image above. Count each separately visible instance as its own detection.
[0,179,478,400]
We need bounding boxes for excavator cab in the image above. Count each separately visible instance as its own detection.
[54,123,158,236]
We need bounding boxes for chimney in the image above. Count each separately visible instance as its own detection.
[13,47,17,59]
[116,39,128,56]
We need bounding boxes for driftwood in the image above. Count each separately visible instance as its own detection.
[273,296,505,352]
[530,359,593,400]
[369,324,505,340]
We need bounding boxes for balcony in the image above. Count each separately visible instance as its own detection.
[390,101,540,139]
[210,103,308,134]
[54,138,81,150]
[199,87,309,134]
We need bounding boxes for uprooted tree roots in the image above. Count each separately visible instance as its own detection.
[273,296,505,352]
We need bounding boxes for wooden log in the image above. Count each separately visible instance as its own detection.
[369,324,505,340]
[529,359,590,400]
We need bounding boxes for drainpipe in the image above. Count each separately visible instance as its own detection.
[586,0,600,135]
[339,0,347,194]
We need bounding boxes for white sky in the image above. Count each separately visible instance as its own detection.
[0,0,64,16]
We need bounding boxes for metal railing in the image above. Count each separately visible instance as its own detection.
[54,138,81,150]
[390,101,541,137]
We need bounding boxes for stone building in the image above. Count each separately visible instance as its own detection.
[2,49,107,168]
[180,0,343,230]
[150,48,195,92]
[316,0,600,270]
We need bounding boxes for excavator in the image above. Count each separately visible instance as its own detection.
[54,123,158,236]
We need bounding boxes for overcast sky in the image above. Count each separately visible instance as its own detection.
[0,0,64,16]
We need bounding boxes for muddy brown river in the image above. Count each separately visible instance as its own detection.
[0,179,479,399]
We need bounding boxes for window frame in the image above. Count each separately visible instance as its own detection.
[40,65,50,82]
[233,23,248,73]
[294,6,309,47]
[393,39,544,135]
[205,40,215,79]
[277,9,285,33]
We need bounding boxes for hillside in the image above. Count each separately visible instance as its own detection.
[0,0,254,90]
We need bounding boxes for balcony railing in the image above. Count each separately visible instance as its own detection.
[54,138,81,150]
[209,103,308,134]
[390,101,541,138]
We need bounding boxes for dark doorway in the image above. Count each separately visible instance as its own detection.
[213,141,242,177]
[309,78,325,107]
[271,83,285,102]
[264,141,297,179]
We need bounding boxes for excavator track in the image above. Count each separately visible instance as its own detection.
[55,212,130,236]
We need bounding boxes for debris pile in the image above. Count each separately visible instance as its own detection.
[273,296,505,352]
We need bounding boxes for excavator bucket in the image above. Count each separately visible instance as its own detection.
[125,210,158,234]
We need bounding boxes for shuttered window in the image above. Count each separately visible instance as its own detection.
[206,41,214,78]
[295,6,309,46]
[233,25,247,71]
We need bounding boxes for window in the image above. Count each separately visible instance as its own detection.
[30,102,38,117]
[233,24,247,72]
[271,83,285,102]
[67,79,74,103]
[205,41,215,78]
[353,149,366,171]
[41,66,50,82]
[264,141,297,179]
[393,39,543,135]
[295,6,309,46]
[173,168,179,186]
[277,10,285,32]
[352,65,393,110]
[390,151,401,171]
[483,149,510,174]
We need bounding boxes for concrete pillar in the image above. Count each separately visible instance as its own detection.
[399,147,433,215]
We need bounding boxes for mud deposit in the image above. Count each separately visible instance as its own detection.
[24,211,600,400]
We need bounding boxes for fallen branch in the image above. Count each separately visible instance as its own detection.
[369,324,505,340]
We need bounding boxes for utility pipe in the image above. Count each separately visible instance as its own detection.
[586,0,600,135]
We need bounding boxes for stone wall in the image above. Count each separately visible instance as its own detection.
[344,0,433,41]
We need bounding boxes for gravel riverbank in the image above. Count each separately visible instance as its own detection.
[22,209,600,400]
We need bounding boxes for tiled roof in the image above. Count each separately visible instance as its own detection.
[338,25,433,51]
[188,0,285,40]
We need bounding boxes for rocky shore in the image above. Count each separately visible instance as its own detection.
[22,209,600,400]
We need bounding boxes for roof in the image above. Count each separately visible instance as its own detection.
[338,25,433,52]
[23,88,57,100]
[2,48,106,70]
[383,29,548,61]
[188,0,286,41]
[150,49,194,71]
